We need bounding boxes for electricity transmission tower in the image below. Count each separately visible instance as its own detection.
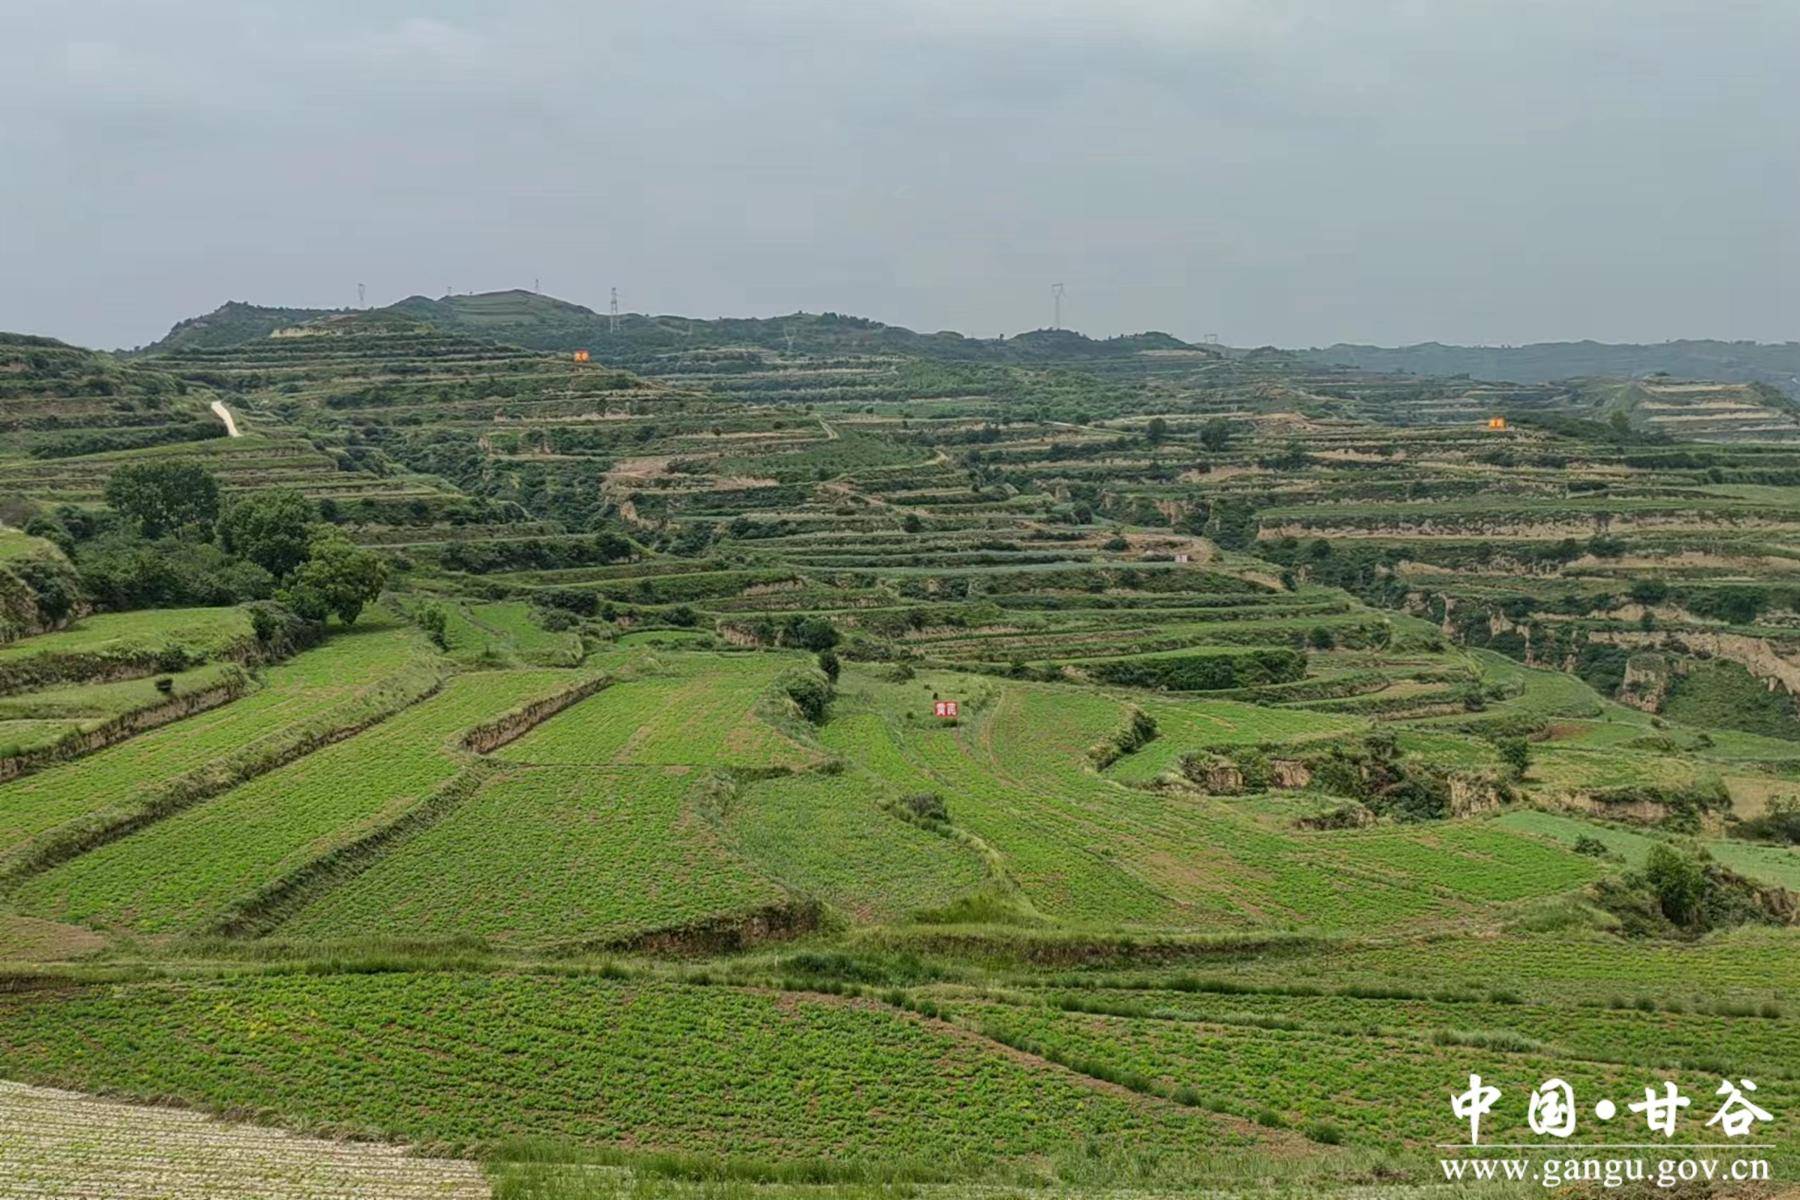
[609,288,620,334]
[357,282,365,308]
[1051,283,1065,330]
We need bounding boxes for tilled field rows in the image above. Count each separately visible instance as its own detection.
[0,1079,489,1199]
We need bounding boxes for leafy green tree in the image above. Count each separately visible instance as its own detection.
[593,531,633,563]
[1496,736,1531,781]
[1145,416,1169,445]
[1203,498,1259,550]
[78,535,272,609]
[1736,798,1800,845]
[1198,417,1234,451]
[104,462,220,539]
[282,528,388,626]
[782,671,833,724]
[414,601,450,649]
[781,614,840,651]
[902,792,947,822]
[1643,843,1705,925]
[10,555,79,624]
[1689,586,1768,625]
[217,489,315,580]
[669,523,715,556]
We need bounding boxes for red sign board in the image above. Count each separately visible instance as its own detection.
[934,700,959,719]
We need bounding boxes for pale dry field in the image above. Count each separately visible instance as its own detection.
[0,1080,488,1199]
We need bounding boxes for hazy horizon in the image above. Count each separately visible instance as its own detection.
[5,0,1795,351]
[73,285,1800,356]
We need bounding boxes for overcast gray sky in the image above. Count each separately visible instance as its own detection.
[3,0,1795,350]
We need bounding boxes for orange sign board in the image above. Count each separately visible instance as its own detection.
[1487,416,1506,430]
[573,349,590,363]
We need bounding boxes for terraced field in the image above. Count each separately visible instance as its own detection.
[0,618,441,867]
[11,668,579,931]
[0,972,1235,1173]
[814,668,1606,932]
[494,653,819,770]
[280,765,789,946]
[723,770,990,923]
[0,606,254,695]
[1106,696,1364,783]
[0,660,244,759]
[0,298,1796,1196]
[945,998,1762,1148]
[455,600,584,666]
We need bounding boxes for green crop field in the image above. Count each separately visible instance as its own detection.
[0,659,243,757]
[280,765,790,945]
[495,653,820,770]
[0,618,440,863]
[0,972,1233,1173]
[1107,695,1366,783]
[433,599,586,667]
[937,992,1796,1149]
[10,668,576,931]
[723,770,991,923]
[0,295,1797,1197]
[0,606,250,662]
[0,606,255,695]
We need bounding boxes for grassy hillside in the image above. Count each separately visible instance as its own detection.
[137,301,338,352]
[0,306,1796,1196]
[150,288,1210,365]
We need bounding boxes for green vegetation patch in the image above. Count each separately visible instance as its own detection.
[0,660,244,760]
[0,606,255,695]
[723,771,990,923]
[0,620,439,858]
[496,653,817,770]
[1662,659,1800,743]
[0,972,1227,1170]
[279,766,788,946]
[11,669,572,931]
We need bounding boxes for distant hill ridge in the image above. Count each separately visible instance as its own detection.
[146,301,342,352]
[1303,339,1800,397]
[142,289,1210,364]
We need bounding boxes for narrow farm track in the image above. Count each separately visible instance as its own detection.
[0,1079,489,1199]
[208,398,240,437]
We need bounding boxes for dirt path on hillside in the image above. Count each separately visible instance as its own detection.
[210,399,241,437]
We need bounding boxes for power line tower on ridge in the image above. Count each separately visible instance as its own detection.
[609,288,620,334]
[1052,282,1065,331]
